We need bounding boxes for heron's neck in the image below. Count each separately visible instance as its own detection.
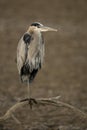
[34,31,42,44]
[28,28,42,41]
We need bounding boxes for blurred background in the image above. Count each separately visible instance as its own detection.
[0,0,87,129]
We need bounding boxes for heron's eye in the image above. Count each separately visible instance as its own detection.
[31,23,40,28]
[23,33,31,44]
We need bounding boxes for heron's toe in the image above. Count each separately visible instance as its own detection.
[28,98,37,109]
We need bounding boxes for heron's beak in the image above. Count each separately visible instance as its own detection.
[40,26,57,32]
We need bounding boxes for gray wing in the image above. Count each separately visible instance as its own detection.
[17,33,31,75]
[17,37,26,75]
[17,32,44,83]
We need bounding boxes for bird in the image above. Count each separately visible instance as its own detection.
[17,22,57,106]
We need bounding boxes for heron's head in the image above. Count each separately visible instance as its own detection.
[28,22,57,33]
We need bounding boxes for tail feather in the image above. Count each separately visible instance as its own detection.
[29,69,38,83]
[21,64,30,75]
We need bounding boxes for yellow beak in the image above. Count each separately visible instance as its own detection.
[40,26,57,32]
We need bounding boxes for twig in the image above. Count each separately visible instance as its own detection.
[11,114,21,124]
[0,96,87,124]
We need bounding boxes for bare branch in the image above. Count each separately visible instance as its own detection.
[0,96,87,124]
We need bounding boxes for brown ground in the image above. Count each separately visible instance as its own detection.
[0,0,87,129]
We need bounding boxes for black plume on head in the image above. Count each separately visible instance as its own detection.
[31,22,43,28]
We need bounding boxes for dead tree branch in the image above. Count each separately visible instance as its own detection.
[0,96,87,124]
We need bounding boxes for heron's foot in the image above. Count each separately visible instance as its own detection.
[28,98,37,109]
[20,98,37,109]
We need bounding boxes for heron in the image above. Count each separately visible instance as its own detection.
[17,22,57,107]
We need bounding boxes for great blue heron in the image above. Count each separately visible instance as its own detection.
[17,22,57,106]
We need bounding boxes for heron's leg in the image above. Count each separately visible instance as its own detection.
[27,80,37,109]
[27,80,31,99]
[20,81,31,102]
[20,80,37,106]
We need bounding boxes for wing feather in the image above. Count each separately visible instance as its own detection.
[17,33,31,75]
[17,32,45,83]
[17,38,26,75]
